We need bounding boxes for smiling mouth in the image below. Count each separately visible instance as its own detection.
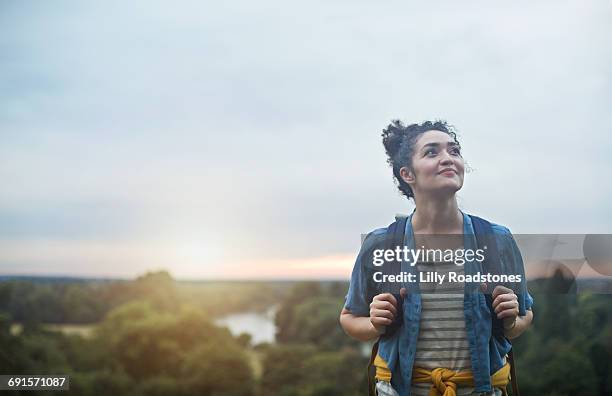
[439,169,457,175]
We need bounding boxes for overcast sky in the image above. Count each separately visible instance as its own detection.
[1,0,611,279]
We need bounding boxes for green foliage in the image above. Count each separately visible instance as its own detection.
[259,344,318,394]
[70,370,134,396]
[134,376,180,396]
[275,282,322,343]
[237,332,253,348]
[259,344,367,396]
[61,284,105,322]
[89,300,254,395]
[0,317,70,375]
[97,301,227,379]
[263,281,368,395]
[275,282,360,350]
[0,273,290,326]
[58,333,114,371]
[512,285,612,396]
[180,342,255,396]
[1,276,611,396]
[281,296,347,348]
[0,281,63,325]
[0,271,179,325]
[0,312,23,373]
[17,332,70,373]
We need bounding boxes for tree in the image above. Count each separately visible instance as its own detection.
[275,282,322,343]
[259,344,367,396]
[96,300,254,395]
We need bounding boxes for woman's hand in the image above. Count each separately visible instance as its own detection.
[491,285,519,330]
[369,293,399,334]
[369,288,406,334]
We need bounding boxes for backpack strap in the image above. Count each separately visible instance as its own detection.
[382,216,409,295]
[469,215,503,277]
[469,215,520,396]
[368,216,408,395]
[469,215,505,335]
[368,339,379,396]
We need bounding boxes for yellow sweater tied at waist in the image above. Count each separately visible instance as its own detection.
[411,362,510,396]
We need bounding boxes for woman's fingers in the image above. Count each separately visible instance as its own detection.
[492,292,516,308]
[491,289,519,319]
[371,308,395,320]
[375,293,398,308]
[370,299,397,317]
[495,298,519,319]
[371,316,393,326]
[369,293,400,328]
[492,285,513,299]
[497,307,519,320]
[494,300,518,315]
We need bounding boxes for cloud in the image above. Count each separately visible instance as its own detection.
[1,0,611,278]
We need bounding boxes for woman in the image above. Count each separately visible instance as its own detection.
[339,120,534,396]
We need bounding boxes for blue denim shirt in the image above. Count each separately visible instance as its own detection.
[344,212,534,395]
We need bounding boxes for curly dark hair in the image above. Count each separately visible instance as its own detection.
[382,119,461,199]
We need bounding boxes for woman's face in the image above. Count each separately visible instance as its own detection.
[400,130,465,198]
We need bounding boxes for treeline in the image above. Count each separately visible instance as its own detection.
[0,272,367,396]
[0,272,285,325]
[265,281,368,395]
[0,271,279,396]
[0,303,254,395]
[512,277,612,395]
[0,272,610,395]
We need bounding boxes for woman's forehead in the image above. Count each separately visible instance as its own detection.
[415,130,455,148]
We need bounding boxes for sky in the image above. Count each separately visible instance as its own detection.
[1,0,611,280]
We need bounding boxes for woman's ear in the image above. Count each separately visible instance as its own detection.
[400,166,415,185]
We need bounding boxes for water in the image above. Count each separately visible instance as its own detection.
[214,306,277,345]
[215,306,372,357]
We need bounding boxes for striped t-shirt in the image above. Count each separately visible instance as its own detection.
[411,261,474,396]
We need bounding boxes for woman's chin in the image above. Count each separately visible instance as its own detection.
[422,188,462,200]
[433,182,463,195]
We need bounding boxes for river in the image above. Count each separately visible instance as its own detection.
[214,306,278,345]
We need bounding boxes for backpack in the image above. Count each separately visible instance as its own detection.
[367,214,520,396]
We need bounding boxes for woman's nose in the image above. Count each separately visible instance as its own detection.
[439,152,454,165]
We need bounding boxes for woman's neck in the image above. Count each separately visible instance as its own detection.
[411,195,462,234]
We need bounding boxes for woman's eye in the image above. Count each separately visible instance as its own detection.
[450,148,461,156]
[425,149,437,157]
